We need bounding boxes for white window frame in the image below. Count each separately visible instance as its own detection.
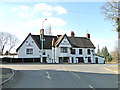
[26,49,33,54]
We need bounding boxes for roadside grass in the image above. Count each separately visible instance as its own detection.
[105,61,118,64]
[119,65,120,67]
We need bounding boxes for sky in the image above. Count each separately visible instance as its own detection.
[0,1,118,53]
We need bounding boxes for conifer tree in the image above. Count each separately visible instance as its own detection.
[101,46,112,62]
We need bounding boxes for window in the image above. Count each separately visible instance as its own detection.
[87,49,91,55]
[88,57,91,63]
[78,57,84,63]
[71,49,75,54]
[79,49,82,54]
[26,49,33,54]
[61,47,67,53]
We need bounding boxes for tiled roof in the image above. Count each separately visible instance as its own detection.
[31,35,57,49]
[68,37,95,48]
[16,33,95,52]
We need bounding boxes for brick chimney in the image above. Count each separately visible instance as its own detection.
[86,33,90,39]
[71,31,75,37]
[52,38,55,47]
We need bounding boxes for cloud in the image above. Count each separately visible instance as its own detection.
[20,5,30,11]
[53,6,67,15]
[34,3,52,11]
[42,11,52,16]
[91,38,115,52]
[19,17,66,28]
[52,28,70,36]
[18,12,31,17]
[11,7,18,12]
[11,3,67,18]
[47,17,66,27]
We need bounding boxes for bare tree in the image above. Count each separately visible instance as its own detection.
[100,0,120,37]
[0,32,18,55]
[100,0,120,61]
[101,0,118,21]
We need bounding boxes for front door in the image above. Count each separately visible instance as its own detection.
[43,57,47,63]
[96,57,98,64]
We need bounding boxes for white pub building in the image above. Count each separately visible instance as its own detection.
[16,30,105,64]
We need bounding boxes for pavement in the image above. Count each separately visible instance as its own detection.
[1,64,119,89]
[0,68,15,88]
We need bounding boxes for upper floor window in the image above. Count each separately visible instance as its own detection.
[61,47,67,53]
[87,49,91,55]
[71,49,75,54]
[79,49,82,54]
[26,49,33,54]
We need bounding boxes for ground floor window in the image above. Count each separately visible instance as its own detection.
[77,57,84,63]
[88,57,91,63]
[59,57,69,63]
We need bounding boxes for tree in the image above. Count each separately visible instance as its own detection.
[110,44,120,62]
[101,46,112,62]
[0,32,18,55]
[100,0,120,39]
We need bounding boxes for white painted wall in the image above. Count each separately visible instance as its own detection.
[95,55,105,64]
[59,36,72,47]
[18,35,52,59]
[17,34,105,64]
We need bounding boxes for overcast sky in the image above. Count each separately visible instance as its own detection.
[0,1,118,53]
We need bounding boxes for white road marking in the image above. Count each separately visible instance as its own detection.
[46,71,51,79]
[116,82,120,84]
[104,67,118,74]
[70,71,80,79]
[89,85,96,90]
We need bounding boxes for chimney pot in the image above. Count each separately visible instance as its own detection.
[71,31,75,37]
[86,33,90,39]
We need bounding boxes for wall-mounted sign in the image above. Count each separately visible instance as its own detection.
[61,39,69,45]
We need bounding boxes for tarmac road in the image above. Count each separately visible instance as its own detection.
[1,64,119,88]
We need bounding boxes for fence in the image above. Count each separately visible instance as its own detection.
[1,58,42,63]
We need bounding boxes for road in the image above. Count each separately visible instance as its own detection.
[1,64,119,88]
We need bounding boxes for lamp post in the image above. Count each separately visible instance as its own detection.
[41,18,47,63]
